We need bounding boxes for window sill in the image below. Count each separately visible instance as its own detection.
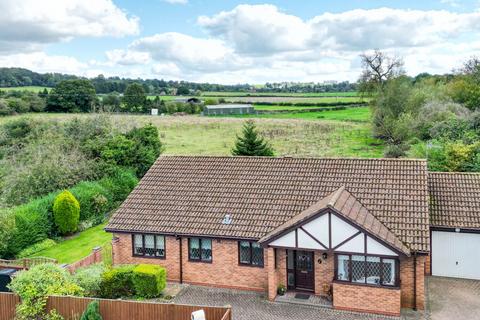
[333,280,400,290]
[238,262,264,268]
[132,254,166,260]
[188,259,213,264]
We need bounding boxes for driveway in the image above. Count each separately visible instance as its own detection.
[428,276,480,320]
[173,285,399,320]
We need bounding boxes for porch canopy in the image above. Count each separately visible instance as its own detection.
[259,186,410,257]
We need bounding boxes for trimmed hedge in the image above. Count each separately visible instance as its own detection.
[99,264,136,298]
[132,264,166,298]
[4,166,138,258]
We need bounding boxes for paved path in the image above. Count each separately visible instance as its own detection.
[173,285,400,320]
[428,276,480,320]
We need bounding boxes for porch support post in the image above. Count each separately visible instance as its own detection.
[267,247,278,301]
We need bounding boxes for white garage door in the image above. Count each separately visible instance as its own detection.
[432,231,480,280]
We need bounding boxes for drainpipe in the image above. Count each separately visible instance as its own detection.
[177,235,183,284]
[413,252,417,311]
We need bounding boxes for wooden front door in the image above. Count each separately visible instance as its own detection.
[295,251,314,291]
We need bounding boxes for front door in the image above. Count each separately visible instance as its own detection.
[295,251,314,291]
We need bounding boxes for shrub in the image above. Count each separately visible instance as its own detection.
[8,263,82,320]
[99,167,138,203]
[80,301,103,320]
[0,209,15,258]
[99,264,136,298]
[17,239,57,258]
[0,99,13,116]
[73,264,106,297]
[132,264,166,298]
[70,181,113,223]
[53,190,80,235]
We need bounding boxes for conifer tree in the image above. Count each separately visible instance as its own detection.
[231,120,274,156]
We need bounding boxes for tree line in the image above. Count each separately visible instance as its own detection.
[0,67,357,94]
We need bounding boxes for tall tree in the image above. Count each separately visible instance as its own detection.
[359,50,404,94]
[232,120,274,156]
[47,79,96,112]
[123,83,147,113]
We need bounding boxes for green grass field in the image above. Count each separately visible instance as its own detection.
[234,107,371,122]
[201,91,359,97]
[0,112,382,158]
[0,86,51,92]
[31,223,112,264]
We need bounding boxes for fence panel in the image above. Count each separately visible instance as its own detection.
[0,292,20,320]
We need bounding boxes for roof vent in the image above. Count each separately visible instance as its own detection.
[222,214,232,225]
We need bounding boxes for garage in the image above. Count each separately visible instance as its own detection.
[429,172,480,280]
[432,230,480,280]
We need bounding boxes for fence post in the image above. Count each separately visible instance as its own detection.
[92,246,102,263]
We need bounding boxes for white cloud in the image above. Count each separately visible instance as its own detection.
[105,49,151,66]
[162,0,188,4]
[0,0,139,53]
[0,52,87,74]
[441,0,460,7]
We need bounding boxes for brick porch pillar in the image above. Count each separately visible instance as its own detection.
[267,247,278,301]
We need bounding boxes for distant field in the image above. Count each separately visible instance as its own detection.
[0,86,51,92]
[201,91,359,97]
[149,95,366,104]
[217,107,371,122]
[0,113,382,158]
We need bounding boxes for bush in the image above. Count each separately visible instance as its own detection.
[0,209,15,258]
[99,167,138,203]
[80,301,103,320]
[99,264,136,298]
[53,190,80,235]
[0,99,13,116]
[73,264,106,297]
[8,263,82,320]
[132,264,166,298]
[17,239,57,258]
[70,181,113,224]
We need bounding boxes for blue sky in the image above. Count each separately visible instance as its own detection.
[1,0,479,84]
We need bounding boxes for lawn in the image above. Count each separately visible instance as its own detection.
[31,223,112,264]
[0,86,51,92]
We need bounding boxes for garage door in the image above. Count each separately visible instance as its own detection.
[432,231,480,280]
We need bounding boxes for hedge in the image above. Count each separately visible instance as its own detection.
[132,264,166,298]
[3,166,138,258]
[99,264,136,298]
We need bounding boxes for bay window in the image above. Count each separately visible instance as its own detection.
[335,254,398,287]
[132,234,165,258]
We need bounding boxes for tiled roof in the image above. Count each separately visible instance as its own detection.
[429,172,480,229]
[106,156,430,252]
[258,187,411,256]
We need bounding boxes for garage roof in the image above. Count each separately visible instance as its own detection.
[429,172,480,230]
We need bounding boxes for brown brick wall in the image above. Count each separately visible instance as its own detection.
[400,255,426,310]
[333,282,401,316]
[425,254,431,275]
[112,234,267,291]
[314,251,334,296]
[112,233,181,282]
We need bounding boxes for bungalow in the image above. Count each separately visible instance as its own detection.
[105,156,479,316]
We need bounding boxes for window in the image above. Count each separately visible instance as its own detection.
[238,241,264,267]
[335,254,398,287]
[189,238,212,262]
[132,234,165,258]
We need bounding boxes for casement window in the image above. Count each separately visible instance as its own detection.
[132,234,165,258]
[238,241,264,267]
[188,238,212,262]
[335,254,399,287]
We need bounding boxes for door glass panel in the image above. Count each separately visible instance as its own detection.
[287,272,295,287]
[287,250,294,269]
[296,251,312,271]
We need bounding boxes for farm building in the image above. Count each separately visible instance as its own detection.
[203,104,254,115]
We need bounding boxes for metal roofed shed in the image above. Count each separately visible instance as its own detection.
[203,104,254,115]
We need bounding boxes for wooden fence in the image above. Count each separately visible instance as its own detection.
[0,257,57,270]
[0,293,231,320]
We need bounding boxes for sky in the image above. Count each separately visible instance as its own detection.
[0,0,480,84]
